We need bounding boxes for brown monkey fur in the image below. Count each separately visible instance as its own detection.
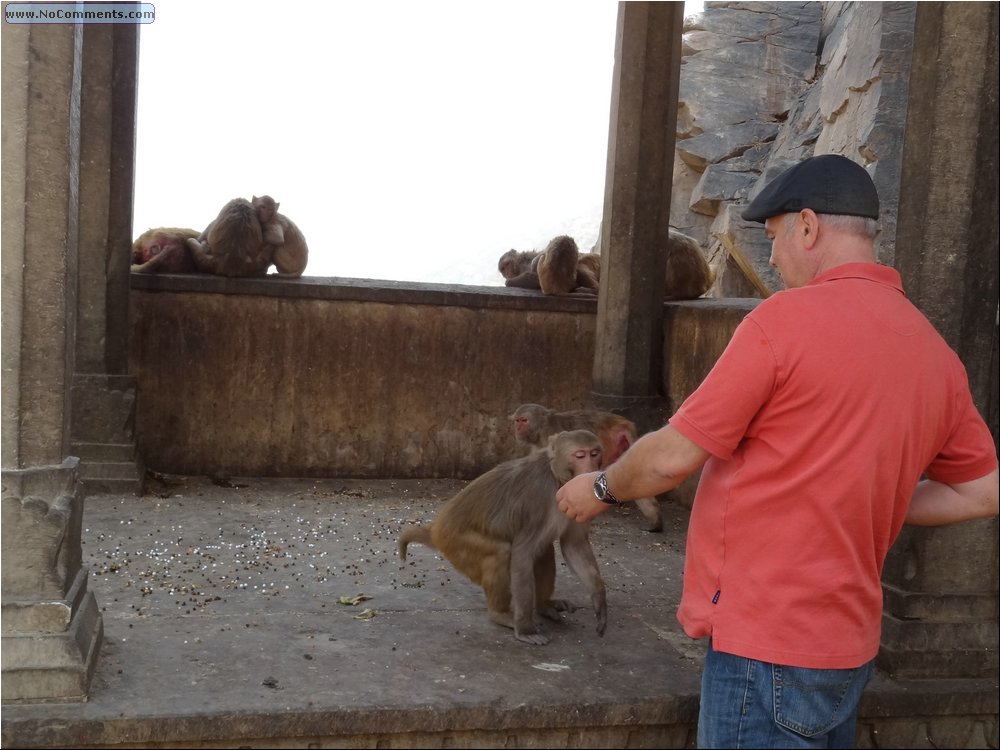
[398,430,608,645]
[497,249,541,289]
[510,403,664,532]
[497,237,600,295]
[186,198,273,278]
[251,195,309,278]
[536,235,580,294]
[575,252,601,291]
[251,193,284,245]
[534,227,711,299]
[131,227,200,273]
[664,228,715,300]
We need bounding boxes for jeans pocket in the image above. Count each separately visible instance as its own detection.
[772,663,870,737]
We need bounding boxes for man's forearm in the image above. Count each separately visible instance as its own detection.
[556,424,711,526]
[604,425,709,500]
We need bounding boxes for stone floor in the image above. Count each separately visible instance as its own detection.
[3,474,997,748]
[2,474,708,748]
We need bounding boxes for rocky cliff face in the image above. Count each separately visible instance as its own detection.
[673,1,916,297]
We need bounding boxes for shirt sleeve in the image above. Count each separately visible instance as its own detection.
[924,388,999,484]
[669,315,779,460]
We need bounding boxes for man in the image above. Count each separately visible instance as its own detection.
[556,154,999,749]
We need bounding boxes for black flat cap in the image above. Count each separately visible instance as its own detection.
[741,154,879,223]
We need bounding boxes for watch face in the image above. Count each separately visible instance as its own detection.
[594,472,607,499]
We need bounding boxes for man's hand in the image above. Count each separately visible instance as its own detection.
[557,471,610,524]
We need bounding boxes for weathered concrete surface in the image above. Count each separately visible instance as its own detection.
[128,275,753,482]
[2,476,705,748]
[592,2,683,412]
[877,0,1000,682]
[2,477,996,749]
[71,23,143,497]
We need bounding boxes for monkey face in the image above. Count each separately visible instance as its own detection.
[251,195,279,223]
[512,414,532,440]
[498,251,517,279]
[511,405,546,443]
[549,430,603,483]
[571,444,603,475]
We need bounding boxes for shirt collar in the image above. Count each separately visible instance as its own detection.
[807,262,904,293]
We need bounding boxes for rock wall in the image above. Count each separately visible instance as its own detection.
[673,1,915,297]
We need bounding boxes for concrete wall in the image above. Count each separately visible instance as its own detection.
[128,274,754,483]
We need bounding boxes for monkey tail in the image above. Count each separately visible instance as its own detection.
[398,525,434,559]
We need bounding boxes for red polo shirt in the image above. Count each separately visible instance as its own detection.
[670,262,997,669]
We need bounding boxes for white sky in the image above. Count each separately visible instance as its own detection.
[133,2,696,285]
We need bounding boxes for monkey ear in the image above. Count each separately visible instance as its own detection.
[275,202,280,210]
[252,195,258,201]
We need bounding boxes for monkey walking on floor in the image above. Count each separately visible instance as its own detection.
[399,430,608,645]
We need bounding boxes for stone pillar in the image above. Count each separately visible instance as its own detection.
[880,1,999,679]
[1,20,103,702]
[70,22,143,495]
[590,1,684,434]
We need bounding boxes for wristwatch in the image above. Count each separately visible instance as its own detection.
[593,471,622,506]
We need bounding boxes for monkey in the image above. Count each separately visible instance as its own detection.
[510,403,664,532]
[498,248,542,289]
[251,195,309,278]
[497,238,601,295]
[131,227,200,273]
[536,235,582,295]
[536,235,579,295]
[186,198,273,278]
[584,226,714,300]
[575,251,601,291]
[270,217,308,277]
[251,193,284,245]
[664,228,715,300]
[399,430,608,645]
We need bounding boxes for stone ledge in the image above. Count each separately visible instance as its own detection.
[129,272,754,315]
[3,682,996,749]
[130,272,601,312]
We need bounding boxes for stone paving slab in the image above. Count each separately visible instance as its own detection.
[2,475,706,748]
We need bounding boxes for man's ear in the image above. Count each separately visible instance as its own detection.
[800,209,821,248]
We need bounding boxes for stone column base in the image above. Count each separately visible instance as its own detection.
[1,569,103,703]
[2,458,104,703]
[70,373,143,495]
[878,583,999,679]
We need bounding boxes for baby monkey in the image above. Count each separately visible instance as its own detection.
[251,195,309,278]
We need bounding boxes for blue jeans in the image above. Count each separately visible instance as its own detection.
[697,640,874,749]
